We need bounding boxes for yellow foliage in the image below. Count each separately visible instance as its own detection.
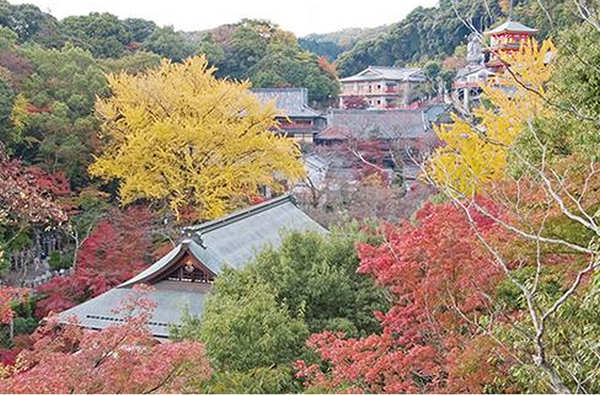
[10,94,29,138]
[90,56,304,219]
[427,39,555,195]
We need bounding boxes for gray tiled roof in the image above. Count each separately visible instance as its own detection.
[317,105,449,141]
[120,195,327,286]
[485,20,538,35]
[57,284,209,338]
[185,195,327,271]
[252,88,321,118]
[58,195,327,338]
[340,66,425,83]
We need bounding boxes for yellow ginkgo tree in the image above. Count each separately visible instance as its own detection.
[90,56,304,219]
[427,39,555,195]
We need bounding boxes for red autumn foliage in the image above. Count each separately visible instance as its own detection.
[342,95,369,109]
[0,143,70,226]
[0,348,21,367]
[0,50,35,86]
[0,286,213,393]
[25,104,52,114]
[296,202,512,393]
[35,207,154,318]
[0,288,28,325]
[249,195,268,205]
[317,56,338,78]
[0,288,29,369]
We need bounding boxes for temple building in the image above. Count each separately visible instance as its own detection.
[314,105,449,186]
[339,66,426,109]
[252,88,326,142]
[485,20,538,72]
[58,195,327,338]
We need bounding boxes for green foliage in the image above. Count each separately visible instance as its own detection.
[13,44,108,187]
[187,279,308,373]
[215,228,389,335]
[549,25,600,156]
[494,274,600,393]
[209,20,338,104]
[194,34,225,66]
[175,228,388,392]
[0,72,14,142]
[0,26,17,50]
[511,25,600,166]
[0,0,62,45]
[192,366,294,394]
[61,13,135,58]
[298,38,345,62]
[140,26,194,62]
[0,294,39,348]
[334,0,579,77]
[122,18,157,43]
[299,25,392,61]
[98,51,161,74]
[48,250,71,270]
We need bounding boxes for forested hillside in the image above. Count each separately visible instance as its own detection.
[0,2,339,104]
[298,25,392,61]
[317,0,580,76]
[188,19,339,103]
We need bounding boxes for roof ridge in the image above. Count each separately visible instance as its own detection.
[252,87,307,92]
[485,20,538,34]
[187,194,295,234]
[371,65,419,70]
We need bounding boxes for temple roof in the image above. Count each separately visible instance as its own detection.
[485,20,538,35]
[252,88,321,118]
[316,105,449,141]
[340,66,425,83]
[122,195,327,286]
[56,283,209,338]
[58,195,327,338]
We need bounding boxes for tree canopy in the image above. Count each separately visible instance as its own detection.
[90,56,304,219]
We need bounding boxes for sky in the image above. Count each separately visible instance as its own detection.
[13,0,439,36]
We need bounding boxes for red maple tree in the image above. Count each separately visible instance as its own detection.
[0,286,213,393]
[35,206,154,318]
[296,202,513,393]
[0,288,27,325]
[0,143,70,227]
[341,95,369,110]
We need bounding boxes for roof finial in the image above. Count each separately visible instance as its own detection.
[180,228,206,248]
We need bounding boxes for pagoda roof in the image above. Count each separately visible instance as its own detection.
[58,195,327,338]
[485,20,538,35]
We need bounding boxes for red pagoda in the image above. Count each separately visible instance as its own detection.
[485,20,538,72]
